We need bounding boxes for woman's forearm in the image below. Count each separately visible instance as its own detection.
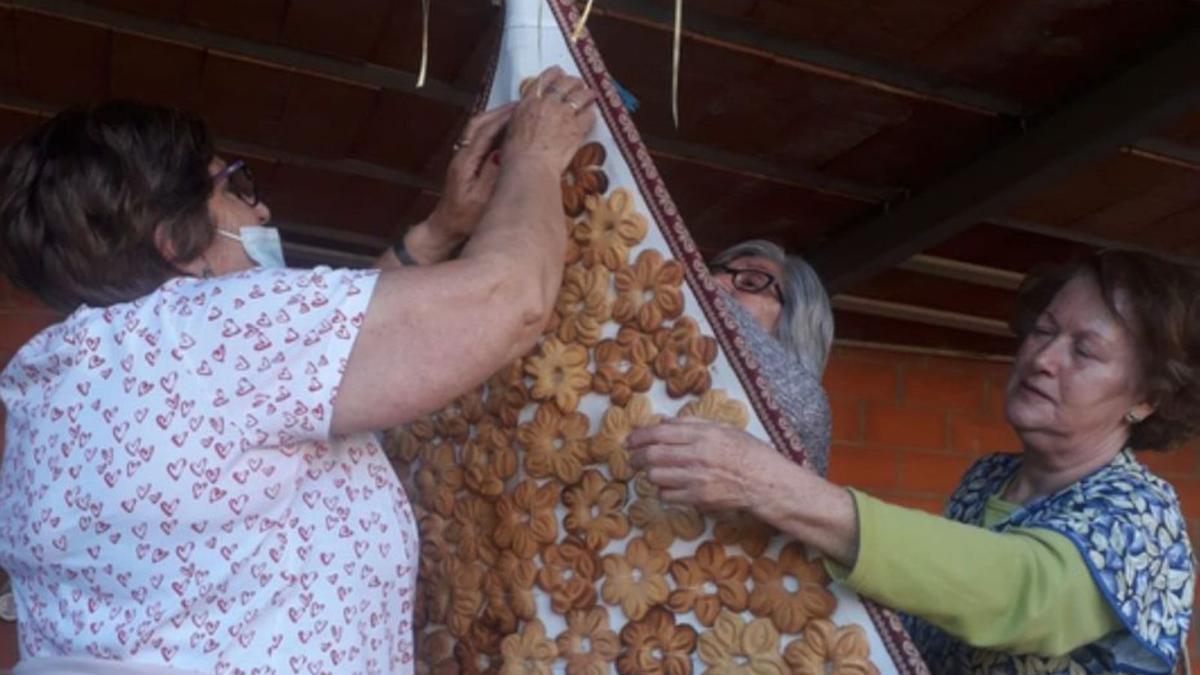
[750,461,861,567]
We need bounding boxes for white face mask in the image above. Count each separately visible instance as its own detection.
[217,226,286,269]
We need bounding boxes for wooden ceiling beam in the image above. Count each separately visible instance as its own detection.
[1124,137,1200,172]
[809,27,1200,293]
[991,218,1200,268]
[897,254,1024,291]
[587,0,1028,118]
[832,294,1014,337]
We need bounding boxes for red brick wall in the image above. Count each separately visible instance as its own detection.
[824,344,1200,661]
[0,286,1196,665]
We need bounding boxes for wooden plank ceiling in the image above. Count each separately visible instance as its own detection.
[0,0,1198,359]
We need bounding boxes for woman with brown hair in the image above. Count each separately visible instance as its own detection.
[0,67,594,672]
[631,250,1199,674]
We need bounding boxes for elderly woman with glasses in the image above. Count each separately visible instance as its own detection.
[0,66,594,673]
[706,239,835,474]
[632,250,1199,674]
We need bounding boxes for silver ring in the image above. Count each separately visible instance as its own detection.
[452,139,470,152]
[566,100,581,111]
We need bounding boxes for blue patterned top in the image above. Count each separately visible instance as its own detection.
[904,450,1194,674]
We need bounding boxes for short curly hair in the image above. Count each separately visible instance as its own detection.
[0,100,216,312]
[1012,250,1200,451]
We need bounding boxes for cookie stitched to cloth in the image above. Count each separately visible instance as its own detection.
[536,537,601,614]
[525,337,593,414]
[591,394,661,481]
[697,609,788,675]
[617,606,698,675]
[499,618,558,675]
[748,542,837,634]
[494,480,561,559]
[562,469,630,551]
[517,403,591,485]
[783,619,880,675]
[677,389,750,429]
[446,495,499,565]
[484,361,528,429]
[600,536,671,621]
[562,142,610,217]
[575,187,648,271]
[628,473,705,550]
[612,248,685,333]
[456,620,504,675]
[547,264,613,346]
[415,441,464,518]
[463,423,518,500]
[416,628,457,675]
[556,607,621,675]
[652,317,718,398]
[667,541,751,626]
[482,550,538,634]
[593,325,659,407]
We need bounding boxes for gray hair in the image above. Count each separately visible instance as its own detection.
[711,240,834,376]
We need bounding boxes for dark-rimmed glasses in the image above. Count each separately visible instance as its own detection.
[708,263,784,302]
[212,159,260,207]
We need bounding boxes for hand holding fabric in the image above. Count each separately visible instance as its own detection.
[503,66,597,175]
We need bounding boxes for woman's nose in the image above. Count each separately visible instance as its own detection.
[254,201,271,224]
[712,274,734,293]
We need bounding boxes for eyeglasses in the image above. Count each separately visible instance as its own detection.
[708,262,784,302]
[212,159,260,207]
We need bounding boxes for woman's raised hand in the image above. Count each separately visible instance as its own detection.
[503,66,597,175]
[426,102,518,243]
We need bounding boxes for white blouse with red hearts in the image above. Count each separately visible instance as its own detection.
[0,266,419,674]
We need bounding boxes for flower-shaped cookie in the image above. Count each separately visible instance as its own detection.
[575,188,647,271]
[667,541,752,626]
[546,265,612,346]
[783,620,879,675]
[456,621,504,675]
[697,610,788,675]
[433,389,487,443]
[617,606,698,675]
[415,441,463,518]
[517,403,591,485]
[416,628,457,675]
[463,423,518,500]
[525,338,592,414]
[418,512,450,580]
[677,389,750,429]
[556,607,621,675]
[483,550,538,634]
[494,479,561,559]
[445,559,486,640]
[591,394,660,481]
[612,249,685,333]
[500,619,558,675]
[563,470,630,551]
[652,317,718,398]
[537,537,600,614]
[562,142,610,217]
[593,326,659,406]
[601,536,671,621]
[484,361,528,429]
[748,542,837,634]
[446,495,499,565]
[628,473,704,550]
[383,425,424,464]
[714,510,777,558]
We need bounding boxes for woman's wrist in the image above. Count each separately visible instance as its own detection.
[752,461,860,567]
[398,219,465,265]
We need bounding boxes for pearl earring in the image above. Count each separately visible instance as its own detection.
[1124,411,1142,424]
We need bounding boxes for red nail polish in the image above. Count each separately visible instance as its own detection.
[490,152,501,165]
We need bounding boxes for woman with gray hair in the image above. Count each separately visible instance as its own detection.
[707,239,835,474]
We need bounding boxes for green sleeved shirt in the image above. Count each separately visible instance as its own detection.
[828,489,1123,658]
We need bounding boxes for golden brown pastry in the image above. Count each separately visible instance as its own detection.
[612,248,685,333]
[652,317,718,398]
[482,550,538,634]
[574,188,648,271]
[525,337,593,414]
[416,628,457,675]
[562,142,610,217]
[463,423,518,500]
[600,536,671,621]
[382,425,424,464]
[446,495,499,565]
[494,479,561,559]
[457,621,504,675]
[667,541,752,626]
[593,325,659,406]
[484,361,528,429]
[446,559,486,640]
[591,394,660,481]
[418,511,450,580]
[499,619,558,675]
[628,473,705,550]
[556,607,621,675]
[536,538,601,614]
[415,441,463,518]
[697,610,788,675]
[748,542,837,634]
[545,264,612,347]
[713,510,777,558]
[562,469,630,551]
[517,403,591,485]
[783,619,880,675]
[677,389,750,429]
[617,606,698,675]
